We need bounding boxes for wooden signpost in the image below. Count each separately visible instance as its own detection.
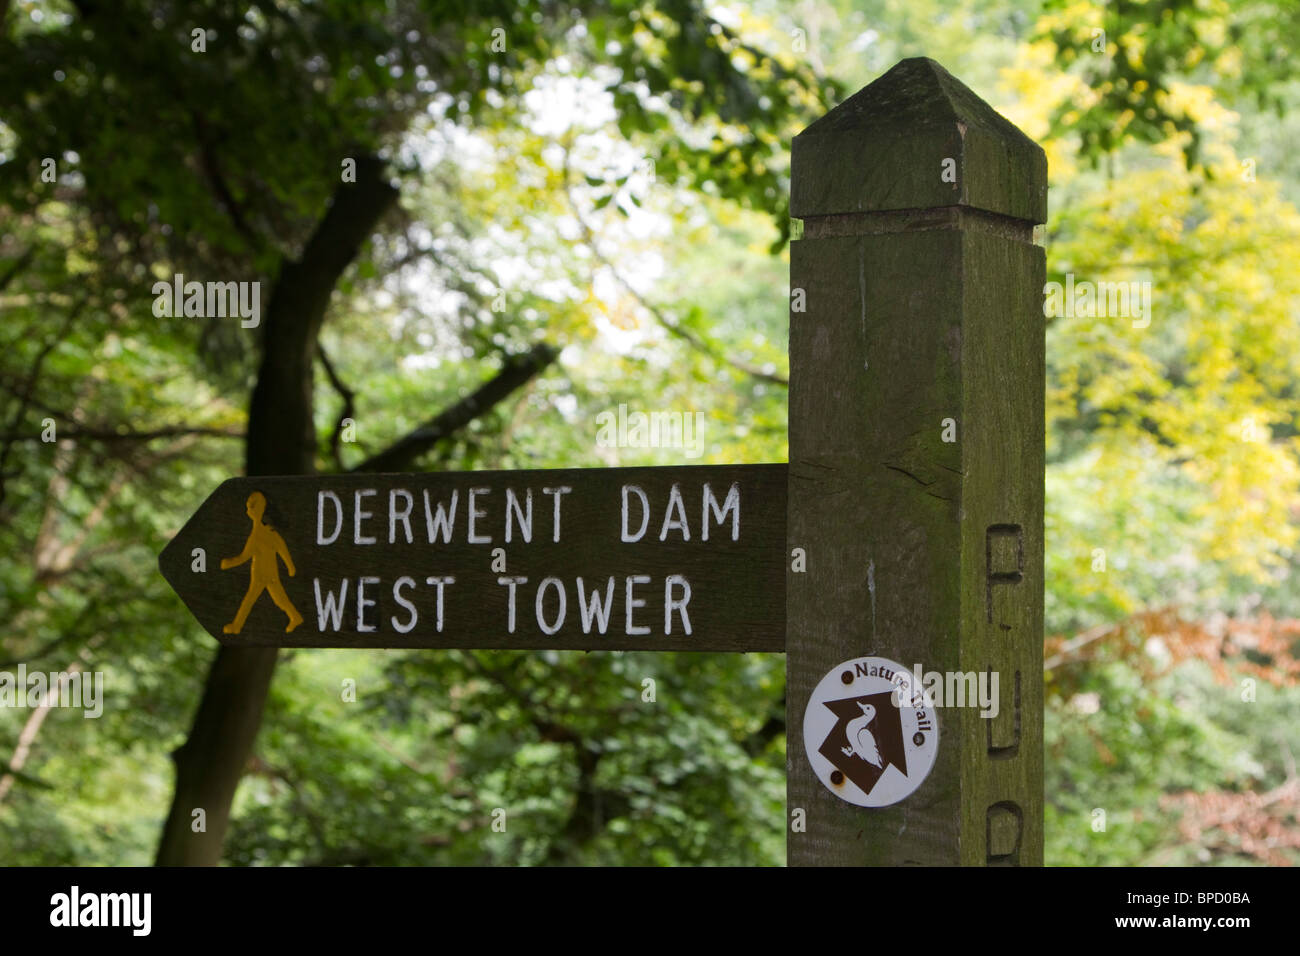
[160,57,1045,867]
[785,57,1046,866]
[158,465,787,652]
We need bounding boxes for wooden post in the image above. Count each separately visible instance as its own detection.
[786,58,1047,865]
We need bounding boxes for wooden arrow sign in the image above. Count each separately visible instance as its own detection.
[159,464,787,652]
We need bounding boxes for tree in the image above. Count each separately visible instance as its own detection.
[0,0,824,864]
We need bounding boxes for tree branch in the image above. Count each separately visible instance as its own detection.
[245,153,399,477]
[0,635,104,805]
[316,343,356,471]
[560,150,787,388]
[0,246,34,295]
[190,109,264,255]
[0,424,241,444]
[349,342,558,474]
[0,299,85,508]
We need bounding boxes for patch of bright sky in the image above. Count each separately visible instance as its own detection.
[849,29,879,53]
[706,3,743,29]
[399,59,680,372]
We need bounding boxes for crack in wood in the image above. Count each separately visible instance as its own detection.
[884,463,935,487]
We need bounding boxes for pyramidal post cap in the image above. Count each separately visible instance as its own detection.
[791,57,1047,224]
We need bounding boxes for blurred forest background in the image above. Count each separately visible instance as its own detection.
[1,0,1298,865]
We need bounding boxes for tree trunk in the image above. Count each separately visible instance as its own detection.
[156,158,397,865]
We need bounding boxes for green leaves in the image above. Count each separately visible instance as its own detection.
[1035,0,1300,168]
[0,0,821,866]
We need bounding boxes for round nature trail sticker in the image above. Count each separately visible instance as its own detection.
[803,655,939,807]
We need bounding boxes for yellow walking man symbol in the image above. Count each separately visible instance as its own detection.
[221,491,304,634]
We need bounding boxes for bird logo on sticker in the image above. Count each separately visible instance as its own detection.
[819,693,909,796]
[803,655,938,807]
[843,702,883,766]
